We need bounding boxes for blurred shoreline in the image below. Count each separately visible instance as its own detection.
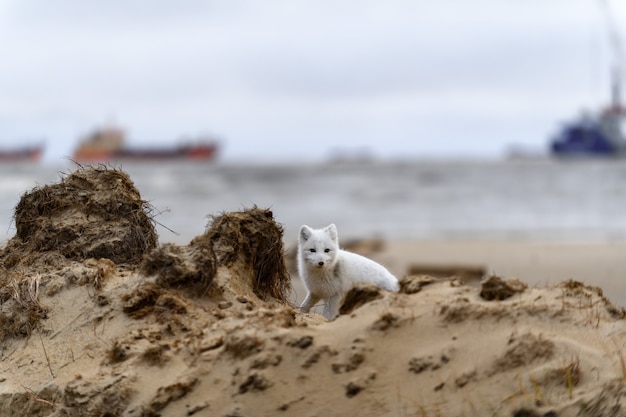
[3,158,626,245]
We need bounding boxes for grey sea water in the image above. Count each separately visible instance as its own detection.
[1,159,626,247]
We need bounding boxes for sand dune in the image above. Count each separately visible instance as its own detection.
[1,167,626,417]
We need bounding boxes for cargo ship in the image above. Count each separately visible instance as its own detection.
[73,126,218,163]
[0,144,44,162]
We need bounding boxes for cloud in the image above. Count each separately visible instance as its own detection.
[0,0,623,160]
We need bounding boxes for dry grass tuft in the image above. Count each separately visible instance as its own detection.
[0,272,48,339]
[7,165,157,266]
[490,333,555,375]
[202,206,291,303]
[542,356,582,398]
[558,279,626,320]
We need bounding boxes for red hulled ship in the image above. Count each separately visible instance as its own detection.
[0,144,44,162]
[73,126,218,163]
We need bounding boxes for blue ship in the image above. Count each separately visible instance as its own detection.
[550,1,626,157]
[550,76,626,157]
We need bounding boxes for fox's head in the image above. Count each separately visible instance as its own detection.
[298,224,339,268]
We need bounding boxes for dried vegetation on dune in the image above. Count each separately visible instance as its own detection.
[10,166,157,264]
[0,166,157,340]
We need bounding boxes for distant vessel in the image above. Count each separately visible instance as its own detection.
[550,77,626,157]
[550,0,626,157]
[0,144,44,162]
[73,126,219,163]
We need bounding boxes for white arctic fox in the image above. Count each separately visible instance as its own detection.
[297,224,399,320]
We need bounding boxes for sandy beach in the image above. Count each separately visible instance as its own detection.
[2,166,626,417]
[380,239,626,305]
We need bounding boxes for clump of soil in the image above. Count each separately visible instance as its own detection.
[339,284,383,315]
[479,275,527,301]
[120,281,190,325]
[202,206,291,303]
[7,165,157,265]
[140,206,290,303]
[140,241,216,294]
[399,275,440,294]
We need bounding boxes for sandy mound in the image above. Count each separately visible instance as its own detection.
[2,167,626,417]
[0,166,156,341]
[10,166,157,265]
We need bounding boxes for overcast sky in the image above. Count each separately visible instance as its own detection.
[1,0,624,163]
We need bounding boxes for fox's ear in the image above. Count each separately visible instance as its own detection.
[299,225,312,242]
[325,224,338,242]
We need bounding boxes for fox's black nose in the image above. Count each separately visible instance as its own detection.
[318,261,324,266]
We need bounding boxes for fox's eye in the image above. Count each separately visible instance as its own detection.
[309,248,316,253]
[324,248,330,253]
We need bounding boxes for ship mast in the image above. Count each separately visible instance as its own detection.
[611,66,622,109]
[598,0,626,113]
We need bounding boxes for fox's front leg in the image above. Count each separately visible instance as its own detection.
[324,294,342,320]
[300,292,320,313]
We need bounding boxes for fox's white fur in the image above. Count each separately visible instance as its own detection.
[298,224,399,320]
